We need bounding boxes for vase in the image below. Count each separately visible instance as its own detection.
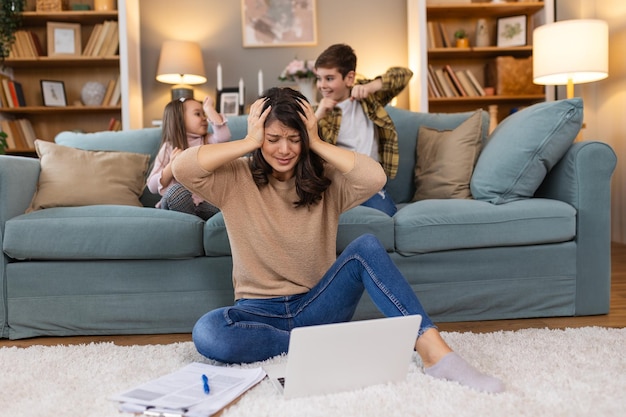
[295,79,317,104]
[475,19,490,47]
[81,82,106,106]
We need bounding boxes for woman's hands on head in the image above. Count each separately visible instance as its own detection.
[246,98,271,148]
[297,98,323,150]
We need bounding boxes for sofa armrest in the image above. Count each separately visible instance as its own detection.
[536,141,617,315]
[0,155,40,337]
[0,155,40,226]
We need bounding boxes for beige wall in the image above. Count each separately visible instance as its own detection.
[138,0,409,126]
[557,0,626,243]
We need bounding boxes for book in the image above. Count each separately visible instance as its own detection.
[101,21,119,56]
[428,64,445,97]
[91,20,115,56]
[427,70,441,97]
[427,21,437,49]
[434,68,455,97]
[101,79,116,105]
[83,23,103,56]
[108,76,121,106]
[0,120,16,149]
[465,69,486,96]
[109,362,266,417]
[455,70,479,97]
[444,65,467,96]
[17,118,37,148]
[12,81,26,106]
[438,22,451,48]
[2,79,15,107]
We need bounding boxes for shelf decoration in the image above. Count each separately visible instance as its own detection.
[496,15,526,47]
[47,21,81,57]
[41,79,67,107]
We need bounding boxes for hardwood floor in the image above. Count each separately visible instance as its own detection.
[2,242,625,348]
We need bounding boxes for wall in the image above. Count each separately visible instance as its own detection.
[556,0,626,243]
[138,0,409,126]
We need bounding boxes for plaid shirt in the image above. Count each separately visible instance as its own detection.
[317,67,413,179]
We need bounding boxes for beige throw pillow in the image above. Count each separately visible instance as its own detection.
[27,140,150,212]
[412,111,483,201]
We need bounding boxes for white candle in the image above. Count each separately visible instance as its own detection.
[217,63,223,91]
[239,78,244,106]
[258,69,264,96]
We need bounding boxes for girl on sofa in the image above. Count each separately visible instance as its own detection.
[172,87,504,393]
[147,96,231,220]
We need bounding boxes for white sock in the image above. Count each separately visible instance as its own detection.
[423,352,505,393]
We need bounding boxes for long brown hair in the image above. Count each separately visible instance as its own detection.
[160,98,195,151]
[249,87,331,208]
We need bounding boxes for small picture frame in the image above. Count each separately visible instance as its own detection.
[41,80,67,107]
[217,88,241,117]
[47,22,82,56]
[496,15,527,47]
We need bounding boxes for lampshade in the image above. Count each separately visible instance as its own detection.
[156,40,207,89]
[533,19,608,95]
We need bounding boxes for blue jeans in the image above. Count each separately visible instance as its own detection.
[192,234,436,363]
[361,187,397,216]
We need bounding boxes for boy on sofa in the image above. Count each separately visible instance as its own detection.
[314,43,412,216]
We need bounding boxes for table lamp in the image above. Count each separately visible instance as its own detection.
[533,19,608,99]
[156,40,207,100]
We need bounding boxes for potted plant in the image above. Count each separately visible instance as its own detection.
[0,0,25,62]
[454,29,470,48]
[0,130,8,155]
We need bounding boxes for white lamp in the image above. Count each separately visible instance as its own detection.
[156,40,207,100]
[533,19,609,99]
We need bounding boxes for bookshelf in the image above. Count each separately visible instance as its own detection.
[408,1,554,121]
[0,7,123,154]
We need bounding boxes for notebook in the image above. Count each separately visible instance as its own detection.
[263,315,422,399]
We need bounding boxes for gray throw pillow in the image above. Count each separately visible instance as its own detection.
[470,98,583,204]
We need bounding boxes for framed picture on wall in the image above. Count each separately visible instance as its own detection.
[497,15,527,47]
[241,0,317,47]
[217,88,240,117]
[41,80,67,107]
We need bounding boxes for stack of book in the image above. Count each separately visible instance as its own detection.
[101,76,121,106]
[0,118,37,150]
[8,30,44,58]
[427,64,487,98]
[0,76,27,108]
[83,20,119,56]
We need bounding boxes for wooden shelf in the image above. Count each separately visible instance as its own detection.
[1,106,121,114]
[429,95,545,104]
[21,11,118,25]
[428,46,533,59]
[427,1,545,19]
[4,56,119,68]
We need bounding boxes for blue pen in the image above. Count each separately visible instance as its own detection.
[202,374,210,395]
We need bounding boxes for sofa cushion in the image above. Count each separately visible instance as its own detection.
[55,127,162,165]
[385,106,489,204]
[203,206,395,256]
[3,206,205,260]
[27,140,150,212]
[470,98,583,205]
[394,198,576,254]
[412,110,483,201]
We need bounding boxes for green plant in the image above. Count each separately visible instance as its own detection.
[0,0,25,61]
[0,130,8,155]
[454,29,467,39]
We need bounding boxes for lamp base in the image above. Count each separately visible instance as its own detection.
[171,87,194,101]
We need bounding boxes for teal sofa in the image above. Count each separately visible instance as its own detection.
[0,100,617,339]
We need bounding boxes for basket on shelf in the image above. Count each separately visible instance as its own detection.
[36,0,69,12]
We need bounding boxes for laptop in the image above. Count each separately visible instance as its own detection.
[263,315,422,399]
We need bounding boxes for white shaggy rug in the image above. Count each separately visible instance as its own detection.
[1,327,625,417]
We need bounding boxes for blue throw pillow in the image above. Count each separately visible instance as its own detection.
[470,98,583,204]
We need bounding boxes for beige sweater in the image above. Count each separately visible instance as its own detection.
[173,148,386,300]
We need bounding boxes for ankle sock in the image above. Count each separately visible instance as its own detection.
[423,352,505,393]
